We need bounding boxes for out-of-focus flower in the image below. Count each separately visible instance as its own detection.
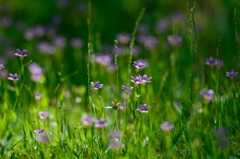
[94,118,108,128]
[119,103,127,110]
[15,49,28,59]
[81,115,95,126]
[133,59,148,72]
[0,17,12,28]
[218,140,229,149]
[0,64,4,71]
[217,60,224,68]
[91,81,103,90]
[38,110,49,120]
[138,24,149,35]
[206,57,217,66]
[171,12,185,22]
[8,73,20,82]
[137,104,149,113]
[108,131,122,150]
[122,84,133,93]
[34,129,45,136]
[167,35,182,46]
[138,35,158,49]
[121,91,132,99]
[116,33,131,44]
[141,74,152,85]
[70,38,84,49]
[95,54,112,66]
[226,69,238,78]
[155,18,170,33]
[215,127,228,139]
[35,92,42,100]
[57,0,69,8]
[38,42,55,54]
[160,121,175,131]
[199,89,214,101]
[53,36,66,48]
[29,63,44,82]
[34,128,49,143]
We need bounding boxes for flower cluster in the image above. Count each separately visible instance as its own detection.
[131,74,152,86]
[80,115,108,128]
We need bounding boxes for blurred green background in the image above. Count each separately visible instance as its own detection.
[0,0,239,87]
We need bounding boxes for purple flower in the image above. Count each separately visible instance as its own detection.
[217,60,224,68]
[226,69,238,78]
[94,118,108,128]
[131,74,152,86]
[215,127,228,139]
[81,115,95,126]
[34,128,49,143]
[133,59,148,71]
[141,74,152,84]
[15,49,28,59]
[160,121,175,131]
[53,36,66,48]
[122,84,133,93]
[121,91,132,99]
[119,103,127,110]
[8,73,20,82]
[167,35,182,46]
[218,140,229,149]
[199,89,214,101]
[138,35,158,49]
[35,92,42,100]
[70,38,84,49]
[91,81,103,90]
[108,131,122,150]
[38,110,50,120]
[29,63,44,82]
[0,64,4,71]
[116,33,131,44]
[155,18,170,33]
[34,129,45,136]
[206,57,217,66]
[95,54,112,66]
[37,42,54,54]
[137,104,149,113]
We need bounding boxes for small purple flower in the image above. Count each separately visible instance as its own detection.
[34,128,49,143]
[38,42,54,54]
[94,118,108,128]
[155,18,170,33]
[206,57,217,66]
[133,59,148,71]
[218,140,229,149]
[215,127,228,139]
[119,103,127,110]
[35,92,42,100]
[34,129,45,136]
[116,33,131,44]
[217,60,224,68]
[29,63,44,82]
[175,102,184,108]
[138,35,158,49]
[38,110,50,120]
[121,91,132,99]
[70,38,84,49]
[81,115,95,126]
[0,64,4,71]
[15,49,28,59]
[53,36,66,48]
[141,74,152,84]
[226,69,238,78]
[167,35,182,46]
[160,121,175,131]
[95,54,112,66]
[122,84,133,93]
[137,104,149,113]
[108,131,122,150]
[8,73,20,82]
[199,89,214,101]
[131,76,142,85]
[91,81,103,90]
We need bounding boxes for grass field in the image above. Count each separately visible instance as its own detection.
[0,0,240,158]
